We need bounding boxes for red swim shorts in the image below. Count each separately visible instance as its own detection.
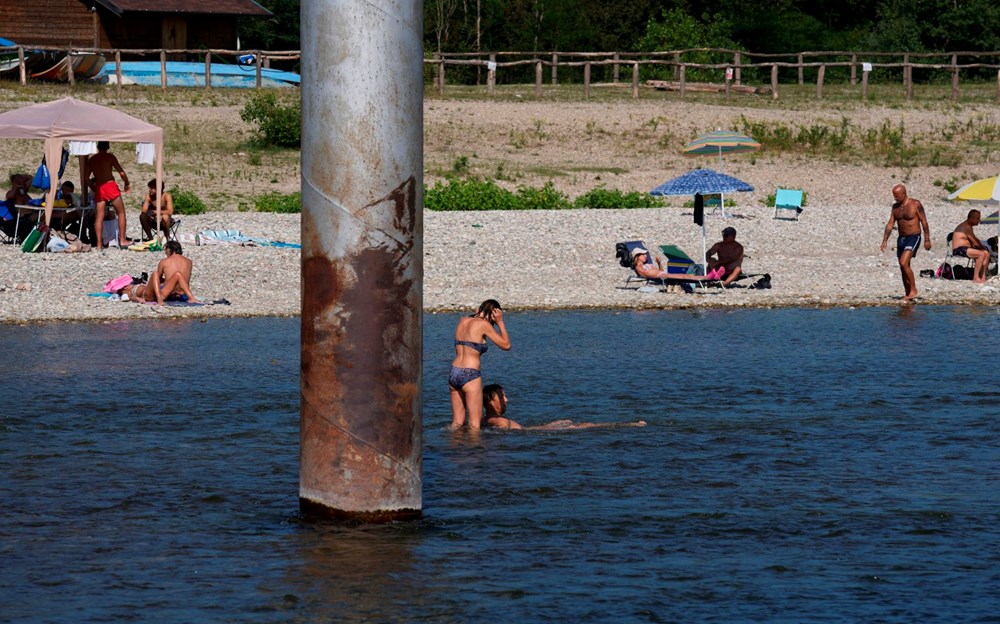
[95,180,122,203]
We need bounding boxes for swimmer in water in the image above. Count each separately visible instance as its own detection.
[482,384,647,430]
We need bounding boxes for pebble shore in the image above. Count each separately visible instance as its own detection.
[2,199,997,324]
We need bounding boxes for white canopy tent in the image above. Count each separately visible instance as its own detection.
[0,97,164,235]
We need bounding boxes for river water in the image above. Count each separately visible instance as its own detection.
[1,307,998,622]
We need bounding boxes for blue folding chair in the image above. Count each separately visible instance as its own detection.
[773,188,804,220]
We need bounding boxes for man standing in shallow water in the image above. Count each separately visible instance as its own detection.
[881,184,931,301]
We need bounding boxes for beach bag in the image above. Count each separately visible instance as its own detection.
[20,225,48,253]
[103,274,134,294]
[46,234,70,253]
[936,263,952,279]
[31,161,50,191]
[102,218,119,247]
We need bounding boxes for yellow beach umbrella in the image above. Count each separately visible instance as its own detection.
[947,175,1000,204]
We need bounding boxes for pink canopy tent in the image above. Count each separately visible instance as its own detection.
[0,97,164,234]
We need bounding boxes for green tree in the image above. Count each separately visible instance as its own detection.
[238,0,300,51]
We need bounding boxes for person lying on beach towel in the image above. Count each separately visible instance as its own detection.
[482,384,646,430]
[127,240,199,305]
[632,247,725,282]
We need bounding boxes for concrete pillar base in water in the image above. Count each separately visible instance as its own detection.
[299,0,423,522]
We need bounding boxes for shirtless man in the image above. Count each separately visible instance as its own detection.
[880,184,931,301]
[85,140,130,249]
[133,241,199,305]
[951,209,991,284]
[482,384,646,430]
[706,226,745,287]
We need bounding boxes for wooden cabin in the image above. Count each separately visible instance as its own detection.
[0,0,271,51]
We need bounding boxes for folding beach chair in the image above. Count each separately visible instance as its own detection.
[0,201,15,244]
[773,188,804,220]
[615,240,700,292]
[937,232,977,280]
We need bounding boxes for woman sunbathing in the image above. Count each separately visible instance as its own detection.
[631,247,725,281]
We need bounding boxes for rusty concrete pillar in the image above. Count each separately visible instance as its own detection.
[299,0,423,522]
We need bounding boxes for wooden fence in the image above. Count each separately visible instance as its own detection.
[0,46,300,90]
[426,48,1000,101]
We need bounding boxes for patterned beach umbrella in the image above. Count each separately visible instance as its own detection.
[650,168,754,270]
[650,168,754,197]
[682,130,760,171]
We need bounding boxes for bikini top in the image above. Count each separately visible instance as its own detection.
[455,339,488,354]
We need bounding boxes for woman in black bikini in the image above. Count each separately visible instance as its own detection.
[449,299,511,429]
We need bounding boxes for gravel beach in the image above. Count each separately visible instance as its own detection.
[2,94,999,322]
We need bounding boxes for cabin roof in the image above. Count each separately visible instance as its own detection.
[91,0,271,17]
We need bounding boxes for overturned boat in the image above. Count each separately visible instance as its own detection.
[97,61,300,88]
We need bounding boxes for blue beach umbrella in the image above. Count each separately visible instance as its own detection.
[651,168,754,268]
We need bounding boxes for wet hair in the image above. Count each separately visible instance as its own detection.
[482,383,506,414]
[474,299,502,325]
[97,140,110,151]
[147,178,165,193]
[165,240,183,255]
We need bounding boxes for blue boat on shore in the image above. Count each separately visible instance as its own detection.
[96,61,300,88]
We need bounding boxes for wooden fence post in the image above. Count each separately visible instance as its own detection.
[255,52,262,89]
[535,61,542,97]
[673,52,680,81]
[17,47,26,86]
[583,62,591,98]
[67,49,77,87]
[205,51,212,89]
[905,55,913,101]
[797,53,804,84]
[724,68,731,100]
[734,51,741,85]
[771,64,778,100]
[160,50,167,90]
[487,54,496,95]
[996,70,1000,102]
[612,52,619,83]
[551,52,557,84]
[679,64,686,98]
[631,62,639,99]
[850,54,857,85]
[438,59,445,95]
[115,50,122,93]
[862,68,869,101]
[951,54,959,101]
[816,64,825,100]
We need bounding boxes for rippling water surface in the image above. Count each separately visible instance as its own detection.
[2,307,999,622]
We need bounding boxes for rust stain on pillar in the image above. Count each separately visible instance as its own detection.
[300,0,423,522]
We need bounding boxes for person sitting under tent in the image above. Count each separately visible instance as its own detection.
[139,179,175,241]
[632,247,725,282]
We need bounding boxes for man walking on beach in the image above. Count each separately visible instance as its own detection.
[881,184,931,301]
[85,140,131,250]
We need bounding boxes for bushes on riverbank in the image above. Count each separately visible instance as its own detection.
[423,178,665,211]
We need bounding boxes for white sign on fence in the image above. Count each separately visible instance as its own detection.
[487,61,497,71]
[725,67,733,80]
[862,62,872,72]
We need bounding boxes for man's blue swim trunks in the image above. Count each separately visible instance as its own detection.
[897,233,921,258]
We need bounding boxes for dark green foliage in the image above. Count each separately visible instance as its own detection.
[254,191,302,213]
[240,92,301,148]
[171,188,208,215]
[424,178,570,211]
[573,187,666,209]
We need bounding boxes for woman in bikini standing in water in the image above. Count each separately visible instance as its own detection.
[449,299,510,429]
